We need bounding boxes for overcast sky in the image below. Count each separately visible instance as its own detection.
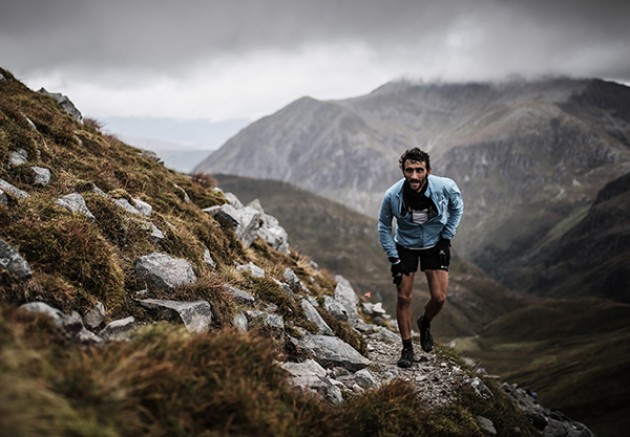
[2,0,630,123]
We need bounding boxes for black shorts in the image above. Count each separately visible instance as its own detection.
[396,243,448,272]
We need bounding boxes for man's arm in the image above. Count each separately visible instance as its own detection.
[377,195,399,260]
[441,180,464,240]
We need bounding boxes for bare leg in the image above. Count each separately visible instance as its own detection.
[396,272,415,340]
[423,269,448,320]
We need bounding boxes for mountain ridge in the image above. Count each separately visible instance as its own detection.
[196,77,630,302]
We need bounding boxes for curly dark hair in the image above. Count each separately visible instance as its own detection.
[399,147,431,171]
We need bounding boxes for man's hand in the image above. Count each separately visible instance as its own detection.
[436,238,451,268]
[390,259,403,285]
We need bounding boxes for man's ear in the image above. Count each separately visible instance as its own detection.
[428,168,432,174]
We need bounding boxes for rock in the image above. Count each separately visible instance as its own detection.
[0,178,29,200]
[224,192,244,208]
[19,303,102,344]
[323,296,349,321]
[471,376,494,399]
[147,223,165,241]
[236,262,265,278]
[362,302,387,316]
[224,284,256,306]
[299,334,370,372]
[30,166,52,186]
[301,299,334,336]
[206,203,264,247]
[0,239,33,280]
[281,359,327,385]
[501,383,595,437]
[203,247,217,269]
[9,148,28,166]
[18,302,65,327]
[83,301,106,330]
[281,359,345,403]
[138,299,213,334]
[134,252,197,292]
[173,184,191,203]
[100,317,136,342]
[333,278,359,326]
[245,202,290,254]
[0,190,6,205]
[272,279,294,298]
[283,268,301,287]
[246,310,285,331]
[132,198,152,216]
[38,88,83,124]
[56,193,95,219]
[476,416,497,435]
[233,312,249,331]
[354,369,379,389]
[114,197,142,215]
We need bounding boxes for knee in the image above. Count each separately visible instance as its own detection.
[431,293,447,306]
[397,292,412,307]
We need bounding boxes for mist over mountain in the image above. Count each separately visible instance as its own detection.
[195,77,630,301]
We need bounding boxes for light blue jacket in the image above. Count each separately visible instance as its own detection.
[378,175,464,259]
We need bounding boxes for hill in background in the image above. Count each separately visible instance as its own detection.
[196,78,630,303]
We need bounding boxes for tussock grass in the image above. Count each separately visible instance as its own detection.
[0,307,536,437]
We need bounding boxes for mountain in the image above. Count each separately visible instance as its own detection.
[498,170,630,301]
[195,78,630,301]
[3,67,588,436]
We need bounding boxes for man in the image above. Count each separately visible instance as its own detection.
[378,148,464,368]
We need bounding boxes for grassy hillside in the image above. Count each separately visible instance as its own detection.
[0,68,542,436]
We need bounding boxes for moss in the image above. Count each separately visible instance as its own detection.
[6,207,126,313]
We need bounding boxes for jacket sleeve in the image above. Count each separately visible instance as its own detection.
[441,180,464,240]
[377,193,399,260]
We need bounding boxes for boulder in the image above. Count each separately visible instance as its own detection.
[224,192,244,208]
[236,262,265,278]
[56,193,95,219]
[0,178,29,200]
[224,284,256,306]
[9,148,28,166]
[0,239,33,280]
[18,302,65,327]
[132,198,152,216]
[257,213,290,254]
[203,247,217,269]
[354,369,379,389]
[38,88,83,124]
[114,197,142,215]
[30,166,52,186]
[323,296,349,322]
[138,299,213,334]
[99,317,136,342]
[299,334,370,372]
[233,312,249,332]
[333,278,359,326]
[246,310,284,331]
[83,301,106,330]
[134,252,197,292]
[281,359,344,404]
[301,299,334,336]
[19,302,102,344]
